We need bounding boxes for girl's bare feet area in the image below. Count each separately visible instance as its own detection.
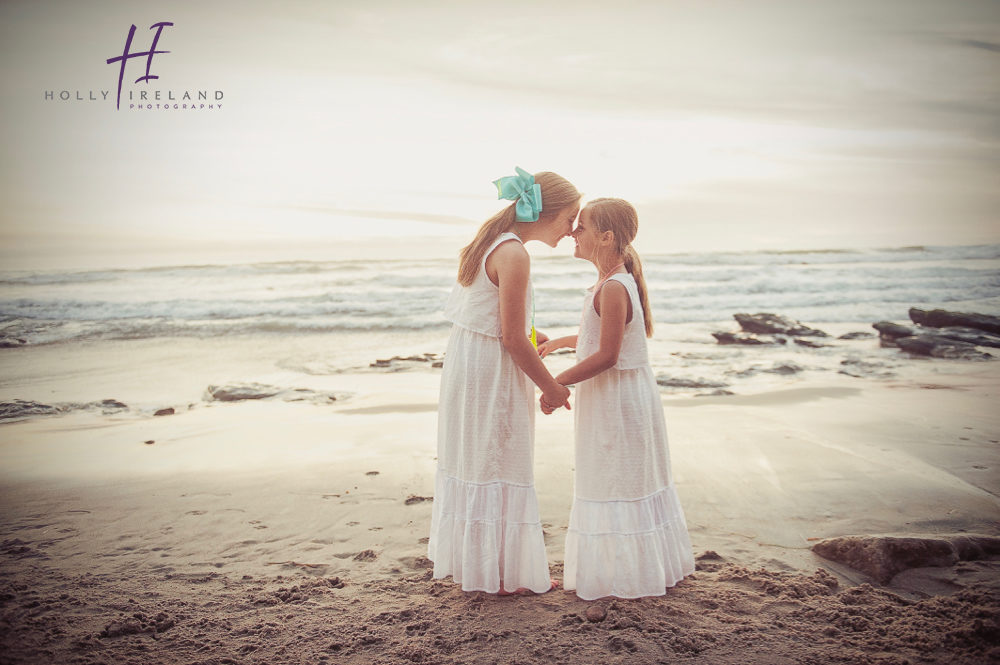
[497,579,560,596]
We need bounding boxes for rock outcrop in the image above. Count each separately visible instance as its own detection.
[895,335,994,360]
[874,310,998,360]
[909,308,1000,335]
[872,322,914,347]
[812,534,1000,584]
[733,313,829,337]
[712,332,786,346]
[656,376,730,389]
[205,384,339,404]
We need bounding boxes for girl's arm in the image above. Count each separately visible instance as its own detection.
[490,242,571,408]
[537,335,577,358]
[554,281,628,386]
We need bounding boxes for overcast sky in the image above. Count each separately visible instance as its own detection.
[1,0,998,269]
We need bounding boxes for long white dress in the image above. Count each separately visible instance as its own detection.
[564,273,695,600]
[427,232,551,593]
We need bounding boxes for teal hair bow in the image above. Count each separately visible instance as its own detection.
[493,166,543,222]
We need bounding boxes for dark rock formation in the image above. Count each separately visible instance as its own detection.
[655,376,730,389]
[154,407,175,416]
[205,384,339,404]
[764,363,804,375]
[206,384,281,402]
[730,363,804,378]
[895,335,993,360]
[695,389,735,397]
[872,322,914,347]
[794,339,830,349]
[909,308,1000,335]
[370,353,444,371]
[923,327,1000,349]
[712,332,787,346]
[1,399,129,421]
[75,399,129,415]
[734,313,829,337]
[838,331,875,340]
[839,358,896,379]
[812,534,1000,584]
[874,312,998,359]
[0,400,61,421]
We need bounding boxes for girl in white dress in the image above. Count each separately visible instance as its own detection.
[428,167,581,594]
[539,198,695,600]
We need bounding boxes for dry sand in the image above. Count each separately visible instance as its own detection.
[1,336,999,664]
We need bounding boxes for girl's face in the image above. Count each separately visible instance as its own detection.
[572,207,606,263]
[538,202,581,247]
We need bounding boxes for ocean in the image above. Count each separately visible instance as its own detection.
[2,244,998,348]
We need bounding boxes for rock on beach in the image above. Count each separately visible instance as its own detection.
[909,308,1000,335]
[895,335,994,360]
[812,534,1000,584]
[712,331,787,346]
[733,313,830,337]
[873,322,915,347]
[713,313,827,346]
[874,309,999,360]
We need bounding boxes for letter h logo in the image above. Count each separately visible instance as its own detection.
[106,22,174,110]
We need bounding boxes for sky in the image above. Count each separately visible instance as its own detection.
[0,0,998,269]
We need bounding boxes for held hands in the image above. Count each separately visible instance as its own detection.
[540,383,571,415]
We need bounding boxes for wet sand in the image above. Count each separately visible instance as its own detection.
[1,336,998,664]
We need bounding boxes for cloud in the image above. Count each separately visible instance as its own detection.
[959,39,1000,54]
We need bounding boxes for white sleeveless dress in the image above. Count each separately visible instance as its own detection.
[564,273,695,600]
[428,232,551,593]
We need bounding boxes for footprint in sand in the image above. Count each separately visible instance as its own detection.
[248,520,268,530]
[399,555,433,570]
[186,510,207,516]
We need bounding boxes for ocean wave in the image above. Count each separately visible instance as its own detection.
[1,243,997,346]
[0,317,453,346]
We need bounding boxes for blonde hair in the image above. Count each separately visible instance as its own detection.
[586,198,654,337]
[457,171,581,286]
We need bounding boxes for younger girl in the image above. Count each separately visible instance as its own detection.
[429,167,581,594]
[539,198,695,600]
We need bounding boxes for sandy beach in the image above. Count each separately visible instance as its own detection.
[3,0,999,659]
[0,330,998,665]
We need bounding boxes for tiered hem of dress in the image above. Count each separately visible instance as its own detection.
[564,486,696,601]
[428,472,551,594]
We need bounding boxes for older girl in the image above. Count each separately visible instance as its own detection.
[429,167,580,594]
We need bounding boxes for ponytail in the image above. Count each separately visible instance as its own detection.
[623,244,653,337]
[457,206,517,286]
